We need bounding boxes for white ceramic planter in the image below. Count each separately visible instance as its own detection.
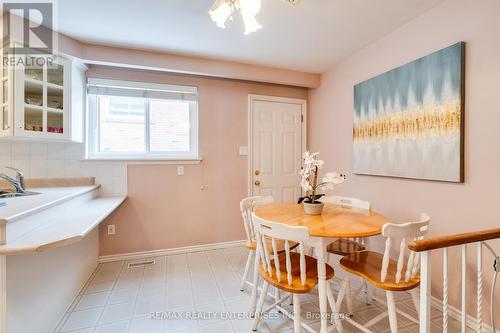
[303,202,324,215]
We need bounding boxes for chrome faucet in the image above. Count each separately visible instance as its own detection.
[0,167,26,193]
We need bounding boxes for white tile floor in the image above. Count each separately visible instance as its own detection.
[54,246,460,333]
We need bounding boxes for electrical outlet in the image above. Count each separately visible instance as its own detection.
[177,166,184,176]
[239,146,248,156]
[107,224,116,235]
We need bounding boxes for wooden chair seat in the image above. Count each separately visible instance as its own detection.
[326,238,365,256]
[245,239,298,253]
[340,251,420,291]
[259,253,335,294]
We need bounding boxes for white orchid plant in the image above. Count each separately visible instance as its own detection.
[297,152,346,204]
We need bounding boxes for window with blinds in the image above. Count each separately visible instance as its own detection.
[86,78,199,160]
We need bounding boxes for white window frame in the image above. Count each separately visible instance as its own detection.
[86,78,199,161]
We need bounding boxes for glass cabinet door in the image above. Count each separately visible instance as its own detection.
[1,52,10,132]
[22,56,66,136]
[46,61,64,134]
[1,80,8,131]
[23,57,44,133]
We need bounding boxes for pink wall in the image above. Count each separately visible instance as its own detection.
[93,66,308,256]
[308,0,500,325]
[81,44,320,88]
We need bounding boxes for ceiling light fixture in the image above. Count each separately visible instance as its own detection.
[209,0,301,35]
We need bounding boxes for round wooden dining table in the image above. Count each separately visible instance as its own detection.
[255,203,388,333]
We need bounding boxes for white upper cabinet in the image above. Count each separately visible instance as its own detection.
[0,54,87,142]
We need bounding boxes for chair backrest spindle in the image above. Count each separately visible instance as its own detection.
[271,237,281,282]
[299,243,306,285]
[381,237,392,282]
[261,232,273,273]
[285,240,292,285]
[405,250,416,282]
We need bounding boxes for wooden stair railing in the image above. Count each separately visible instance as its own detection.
[408,228,500,333]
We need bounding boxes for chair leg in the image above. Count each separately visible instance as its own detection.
[240,250,254,291]
[293,293,301,333]
[326,283,344,333]
[363,280,372,305]
[250,250,260,314]
[386,291,398,333]
[345,275,353,314]
[336,277,347,310]
[252,281,269,331]
[410,289,419,316]
[275,288,281,306]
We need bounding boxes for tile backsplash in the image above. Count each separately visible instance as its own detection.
[0,141,127,195]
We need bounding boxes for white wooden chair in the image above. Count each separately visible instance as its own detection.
[251,213,344,333]
[240,196,274,288]
[321,195,371,211]
[241,196,298,313]
[321,196,371,313]
[339,214,430,333]
[240,196,275,312]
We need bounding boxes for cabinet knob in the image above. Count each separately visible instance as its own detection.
[254,180,261,186]
[254,170,260,175]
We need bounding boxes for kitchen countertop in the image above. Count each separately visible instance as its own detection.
[0,185,100,225]
[0,185,126,255]
[0,196,126,255]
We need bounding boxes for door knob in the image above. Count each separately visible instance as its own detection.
[255,170,260,175]
[254,180,261,186]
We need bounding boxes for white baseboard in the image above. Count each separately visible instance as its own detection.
[431,296,498,333]
[98,240,246,263]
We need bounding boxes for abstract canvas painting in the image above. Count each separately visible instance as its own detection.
[353,42,465,182]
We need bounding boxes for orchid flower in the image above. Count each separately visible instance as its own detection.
[298,151,346,204]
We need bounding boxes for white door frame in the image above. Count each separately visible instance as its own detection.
[247,94,307,196]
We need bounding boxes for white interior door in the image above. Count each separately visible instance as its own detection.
[250,96,305,202]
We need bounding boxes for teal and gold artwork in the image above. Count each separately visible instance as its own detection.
[353,42,465,182]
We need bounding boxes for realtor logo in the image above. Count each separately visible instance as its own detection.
[1,1,55,55]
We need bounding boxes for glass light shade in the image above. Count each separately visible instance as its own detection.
[241,15,262,35]
[209,0,234,29]
[239,0,262,34]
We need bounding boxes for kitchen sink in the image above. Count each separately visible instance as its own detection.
[0,190,40,198]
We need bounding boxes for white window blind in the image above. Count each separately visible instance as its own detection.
[87,82,197,101]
